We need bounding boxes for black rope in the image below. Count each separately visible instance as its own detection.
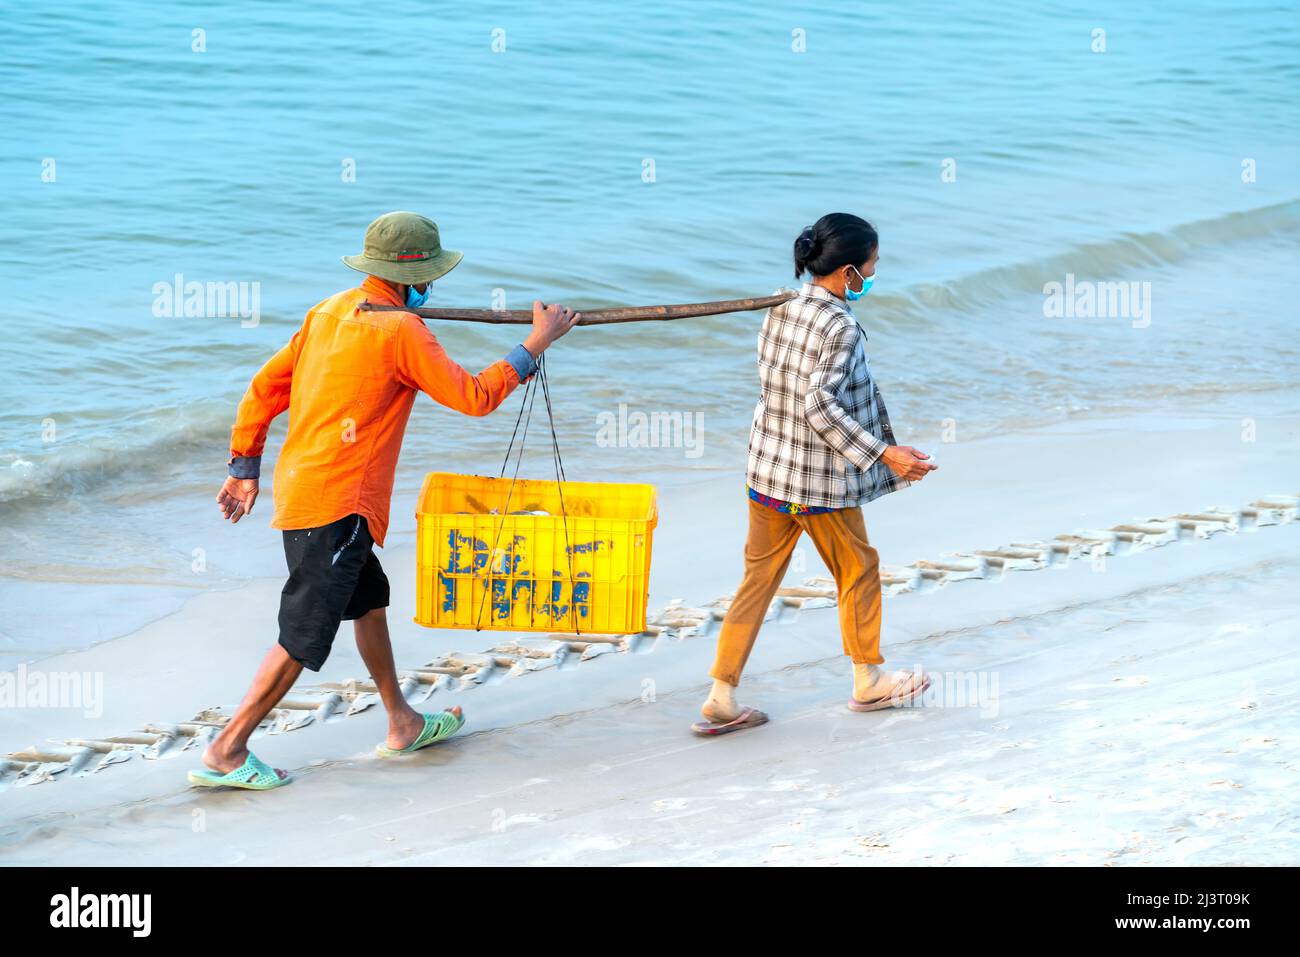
[473,354,579,635]
[499,369,535,478]
[538,354,580,635]
[475,370,539,630]
[538,353,568,483]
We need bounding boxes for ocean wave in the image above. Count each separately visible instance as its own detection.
[0,406,233,505]
[871,199,1300,323]
[3,201,1297,509]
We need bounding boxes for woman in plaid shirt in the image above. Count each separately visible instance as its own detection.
[695,213,939,735]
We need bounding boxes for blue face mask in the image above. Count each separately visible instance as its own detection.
[406,283,430,308]
[844,265,875,301]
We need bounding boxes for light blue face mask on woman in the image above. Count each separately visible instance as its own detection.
[845,265,875,301]
[406,283,430,308]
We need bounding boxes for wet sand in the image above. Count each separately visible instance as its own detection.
[1,406,1297,865]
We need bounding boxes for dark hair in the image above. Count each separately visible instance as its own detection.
[793,213,878,279]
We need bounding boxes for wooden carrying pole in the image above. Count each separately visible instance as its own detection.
[356,292,795,325]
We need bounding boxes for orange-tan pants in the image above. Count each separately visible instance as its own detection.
[710,498,885,686]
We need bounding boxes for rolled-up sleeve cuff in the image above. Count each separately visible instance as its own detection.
[505,343,538,381]
[228,455,261,479]
[852,438,888,469]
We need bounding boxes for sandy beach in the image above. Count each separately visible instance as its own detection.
[2,404,1296,866]
[6,0,1300,907]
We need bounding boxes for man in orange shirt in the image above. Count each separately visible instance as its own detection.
[189,212,579,790]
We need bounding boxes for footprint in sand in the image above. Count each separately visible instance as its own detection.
[570,835,630,852]
[1111,675,1150,687]
[492,812,546,831]
[653,797,689,811]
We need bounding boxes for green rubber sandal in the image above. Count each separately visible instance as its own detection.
[187,751,291,790]
[377,709,466,757]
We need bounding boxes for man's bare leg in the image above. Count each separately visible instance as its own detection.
[201,644,299,779]
[353,607,460,750]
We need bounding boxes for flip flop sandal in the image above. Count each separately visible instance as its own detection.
[376,709,466,757]
[187,751,291,790]
[691,707,769,736]
[848,673,932,712]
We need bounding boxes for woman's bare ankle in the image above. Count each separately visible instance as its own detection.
[703,678,742,721]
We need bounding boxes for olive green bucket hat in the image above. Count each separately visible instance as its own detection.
[342,211,463,285]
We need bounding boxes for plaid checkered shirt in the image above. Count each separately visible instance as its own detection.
[745,281,912,509]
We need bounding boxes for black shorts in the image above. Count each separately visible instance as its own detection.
[278,513,389,671]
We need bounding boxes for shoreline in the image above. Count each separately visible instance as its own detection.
[1,402,1297,864]
[4,396,1298,671]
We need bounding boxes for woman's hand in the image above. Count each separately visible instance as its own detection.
[880,445,938,481]
[217,476,259,522]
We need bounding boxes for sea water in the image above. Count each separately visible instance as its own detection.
[1,1,1297,660]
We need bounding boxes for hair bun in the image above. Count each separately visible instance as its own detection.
[794,226,818,257]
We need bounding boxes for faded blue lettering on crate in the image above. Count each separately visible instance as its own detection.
[491,577,539,620]
[444,529,488,574]
[538,572,592,620]
[438,569,457,613]
[440,532,604,620]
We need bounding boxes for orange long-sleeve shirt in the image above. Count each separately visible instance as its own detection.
[228,276,532,546]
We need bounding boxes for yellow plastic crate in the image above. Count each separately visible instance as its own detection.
[415,472,658,634]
